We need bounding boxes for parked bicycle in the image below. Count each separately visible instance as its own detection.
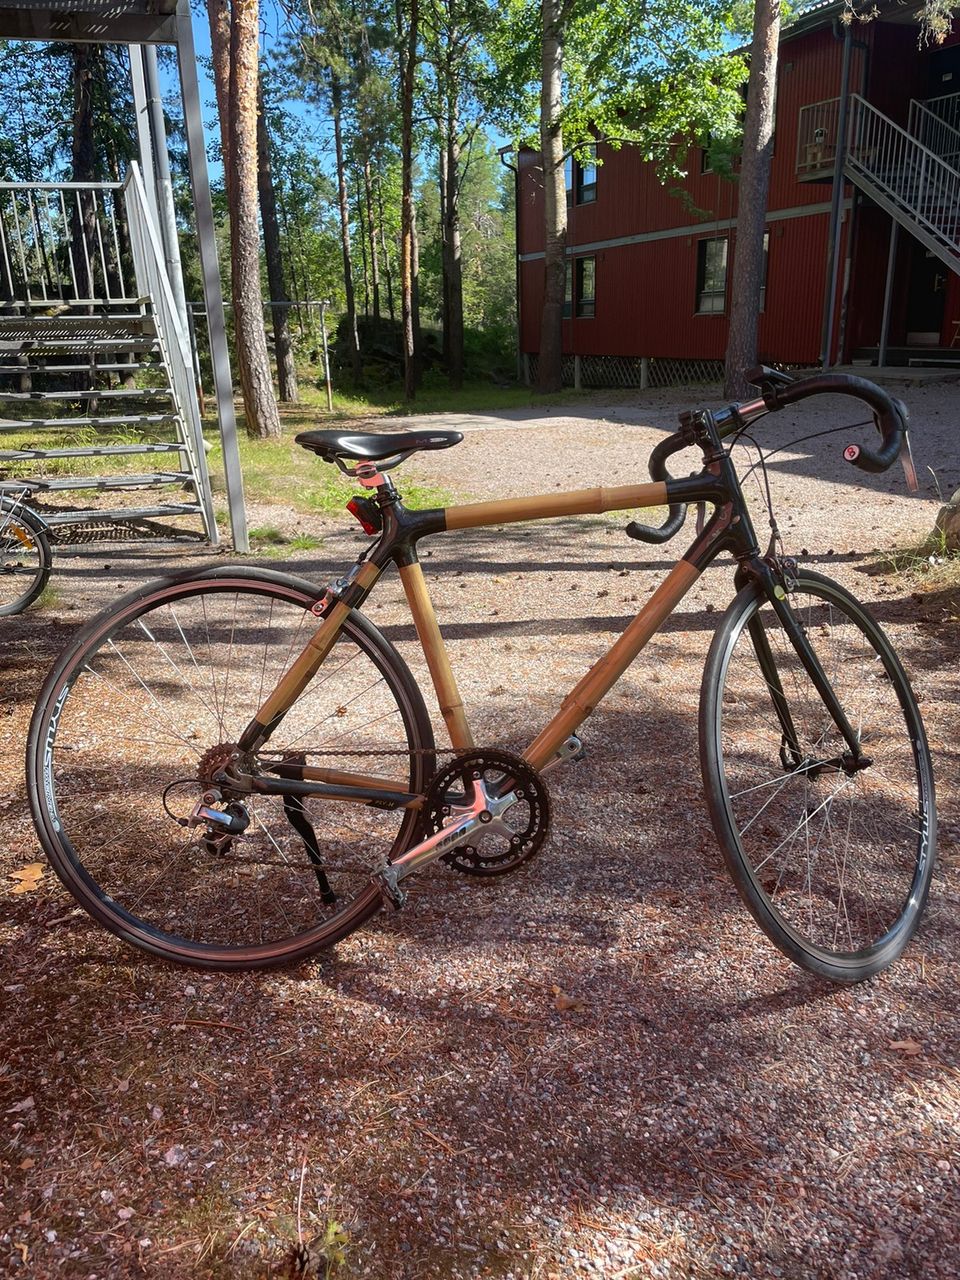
[1,488,51,616]
[26,367,936,983]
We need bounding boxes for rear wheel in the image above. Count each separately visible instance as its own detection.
[700,570,936,983]
[27,567,434,969]
[0,497,51,616]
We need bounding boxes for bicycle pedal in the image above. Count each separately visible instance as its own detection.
[373,863,407,911]
[544,734,585,773]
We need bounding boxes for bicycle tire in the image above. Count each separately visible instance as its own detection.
[699,569,936,983]
[0,498,52,617]
[27,565,435,969]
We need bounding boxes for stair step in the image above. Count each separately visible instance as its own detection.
[0,472,194,493]
[0,387,173,402]
[0,413,179,433]
[40,503,203,526]
[0,361,162,375]
[0,316,157,339]
[0,339,160,354]
[2,297,151,312]
[0,443,183,462]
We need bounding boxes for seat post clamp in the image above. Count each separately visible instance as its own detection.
[355,461,384,489]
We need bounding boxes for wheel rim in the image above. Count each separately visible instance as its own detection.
[714,580,934,962]
[37,579,427,957]
[0,504,46,615]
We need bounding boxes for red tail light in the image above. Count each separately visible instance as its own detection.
[346,497,381,536]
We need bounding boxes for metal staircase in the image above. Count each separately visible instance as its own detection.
[907,92,960,169]
[0,166,217,544]
[844,94,960,277]
[797,92,960,278]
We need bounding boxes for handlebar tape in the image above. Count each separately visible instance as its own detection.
[759,372,907,474]
[625,434,689,544]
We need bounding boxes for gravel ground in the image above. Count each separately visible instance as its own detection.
[2,382,959,1278]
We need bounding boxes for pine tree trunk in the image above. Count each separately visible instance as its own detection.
[71,44,97,303]
[364,161,381,323]
[376,175,396,323]
[331,75,362,385]
[444,128,465,389]
[400,0,420,400]
[538,0,566,394]
[439,141,450,366]
[257,83,298,403]
[206,0,233,194]
[356,171,370,316]
[412,200,423,373]
[229,0,281,438]
[723,0,780,401]
[440,58,465,391]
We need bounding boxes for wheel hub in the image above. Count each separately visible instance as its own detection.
[196,743,258,789]
[421,748,550,877]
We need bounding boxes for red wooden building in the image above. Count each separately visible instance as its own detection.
[514,0,960,383]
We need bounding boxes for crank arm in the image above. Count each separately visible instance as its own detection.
[373,810,485,909]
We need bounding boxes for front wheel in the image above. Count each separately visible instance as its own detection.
[27,567,435,969]
[699,570,936,983]
[0,498,51,616]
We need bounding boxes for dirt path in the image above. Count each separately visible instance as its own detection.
[1,383,958,1278]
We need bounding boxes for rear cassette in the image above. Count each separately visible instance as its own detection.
[422,748,550,877]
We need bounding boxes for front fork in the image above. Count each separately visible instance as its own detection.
[738,558,865,771]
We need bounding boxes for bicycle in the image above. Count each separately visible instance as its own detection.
[26,366,936,982]
[1,488,51,616]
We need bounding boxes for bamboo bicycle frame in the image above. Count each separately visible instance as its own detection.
[237,468,745,802]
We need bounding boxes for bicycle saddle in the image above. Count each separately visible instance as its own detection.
[295,429,463,463]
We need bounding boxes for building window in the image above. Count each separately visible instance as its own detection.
[564,155,573,197]
[576,145,597,203]
[696,237,727,313]
[576,256,596,317]
[563,261,572,318]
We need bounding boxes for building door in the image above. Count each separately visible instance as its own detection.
[926,43,960,98]
[905,242,947,345]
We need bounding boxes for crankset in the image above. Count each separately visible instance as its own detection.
[420,748,551,877]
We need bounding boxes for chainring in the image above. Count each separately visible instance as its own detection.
[422,748,550,877]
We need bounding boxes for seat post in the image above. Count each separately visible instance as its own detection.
[355,462,401,510]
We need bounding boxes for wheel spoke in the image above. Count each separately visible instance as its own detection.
[32,579,430,964]
[709,575,934,974]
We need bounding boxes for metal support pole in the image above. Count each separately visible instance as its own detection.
[320,299,334,412]
[143,45,189,332]
[574,354,582,390]
[878,218,899,370]
[175,15,248,553]
[129,49,160,239]
[640,356,650,390]
[820,22,853,369]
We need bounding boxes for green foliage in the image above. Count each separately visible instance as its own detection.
[417,136,517,336]
[487,0,749,180]
[0,40,137,181]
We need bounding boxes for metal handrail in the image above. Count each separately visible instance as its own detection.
[907,97,960,165]
[0,181,124,192]
[0,181,132,304]
[919,89,960,131]
[796,96,840,174]
[123,162,218,545]
[845,94,960,258]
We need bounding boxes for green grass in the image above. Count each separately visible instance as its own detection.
[208,427,453,517]
[284,375,581,420]
[246,525,325,559]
